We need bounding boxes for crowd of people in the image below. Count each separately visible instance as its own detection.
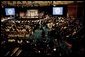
[1,14,84,56]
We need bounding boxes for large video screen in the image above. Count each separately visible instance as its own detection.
[5,8,15,16]
[26,9,38,18]
[53,7,63,15]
